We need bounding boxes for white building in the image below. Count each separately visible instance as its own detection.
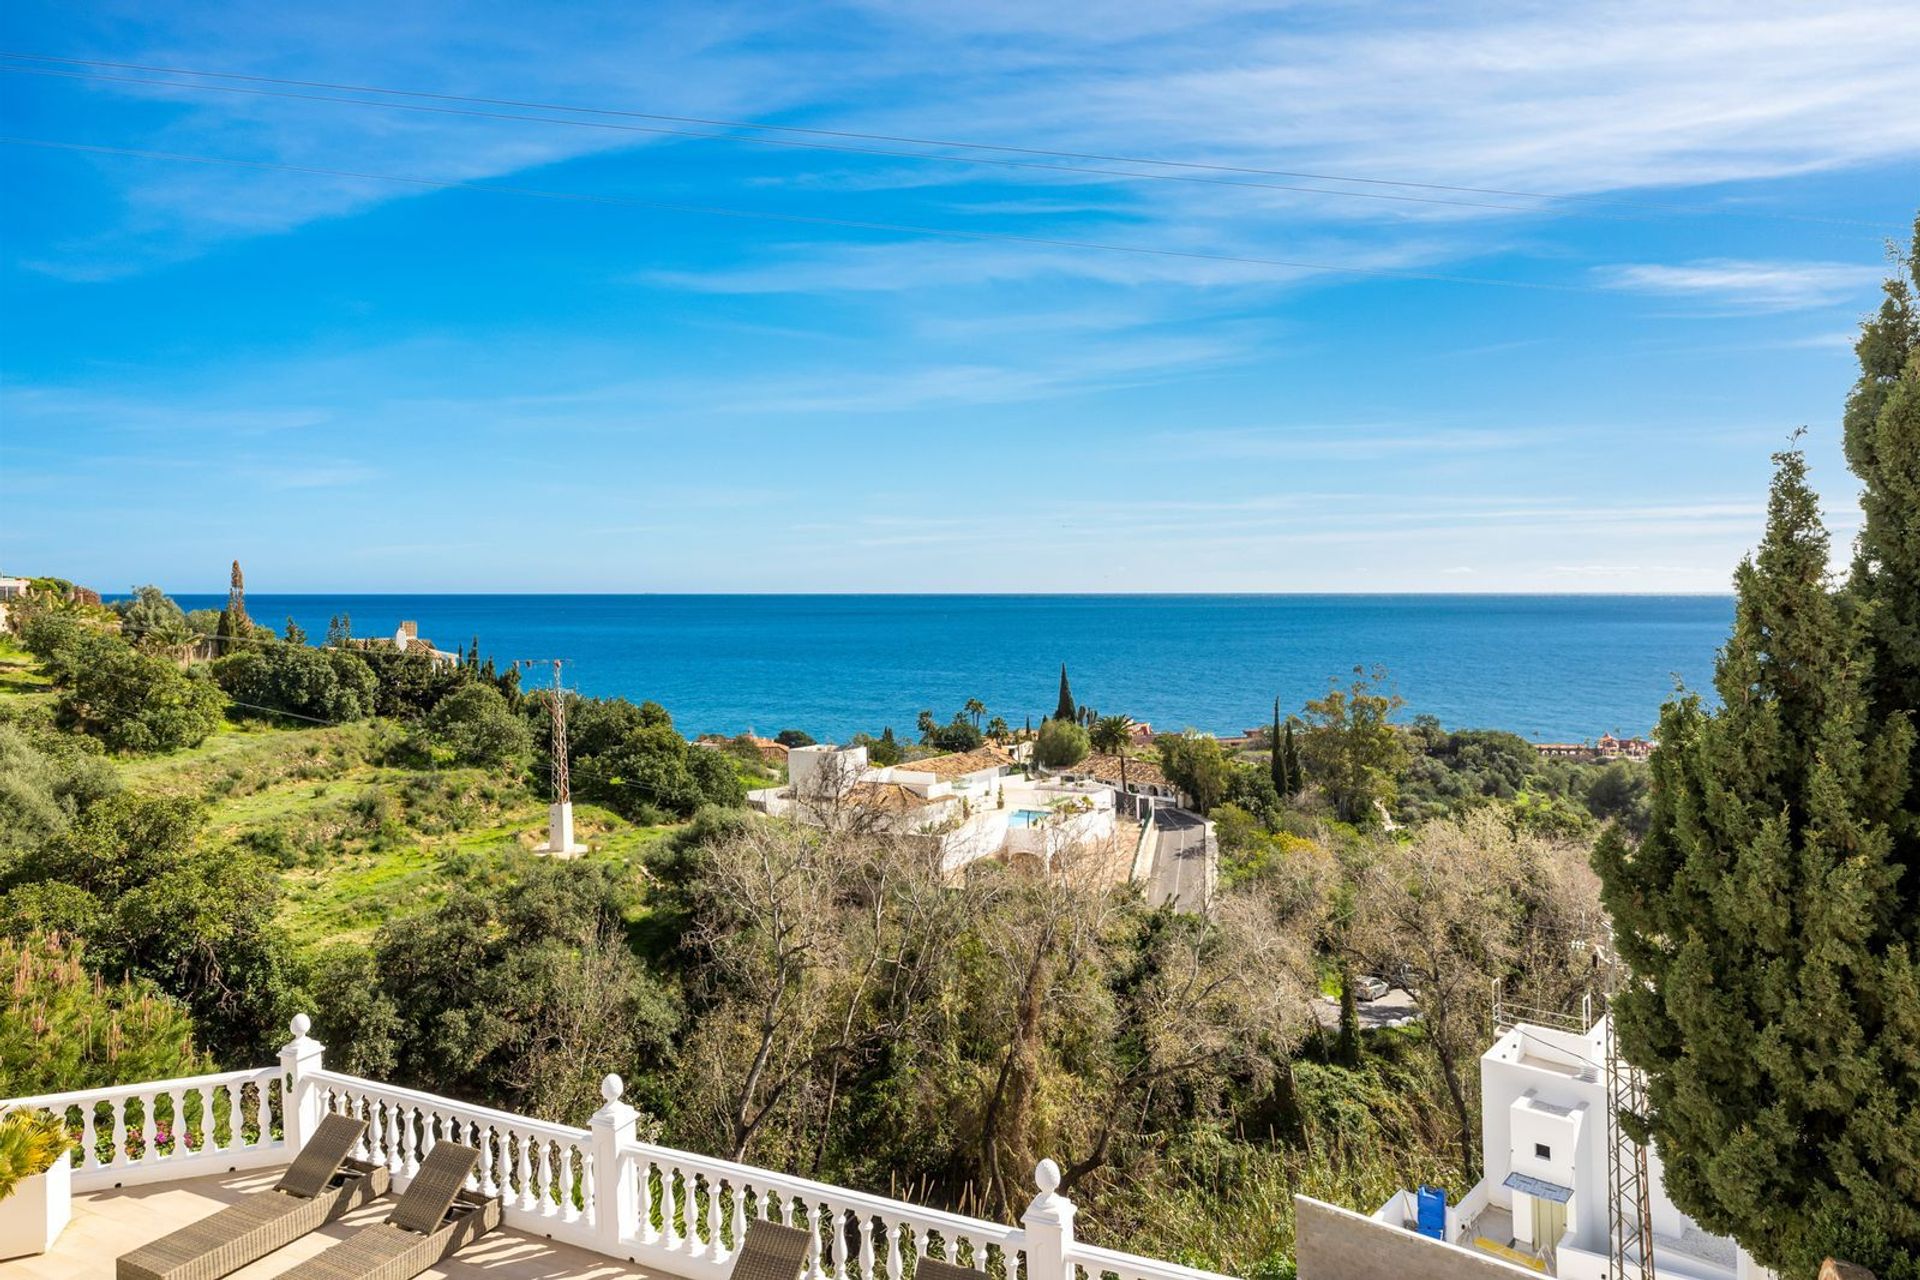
[752,743,1117,875]
[1374,1014,1772,1280]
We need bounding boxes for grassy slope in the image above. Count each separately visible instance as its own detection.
[2,645,676,951]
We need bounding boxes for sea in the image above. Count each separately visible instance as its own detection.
[164,594,1733,745]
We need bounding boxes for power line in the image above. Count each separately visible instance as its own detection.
[0,51,1893,231]
[0,136,1606,294]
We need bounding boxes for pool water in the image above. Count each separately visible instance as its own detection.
[1007,809,1051,828]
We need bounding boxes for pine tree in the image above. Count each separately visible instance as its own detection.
[1594,448,1920,1277]
[1054,663,1075,722]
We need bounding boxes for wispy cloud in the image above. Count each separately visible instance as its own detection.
[1594,258,1883,310]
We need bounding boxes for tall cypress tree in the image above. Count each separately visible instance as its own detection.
[1054,663,1075,722]
[1594,447,1919,1276]
[1270,696,1285,791]
[1846,218,1920,759]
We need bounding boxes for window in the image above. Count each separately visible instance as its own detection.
[1534,1143,1552,1160]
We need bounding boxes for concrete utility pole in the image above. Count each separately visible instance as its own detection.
[522,658,586,856]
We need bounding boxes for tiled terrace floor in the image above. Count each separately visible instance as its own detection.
[6,1166,676,1280]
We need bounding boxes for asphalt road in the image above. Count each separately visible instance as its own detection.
[1147,808,1211,909]
[1313,987,1422,1030]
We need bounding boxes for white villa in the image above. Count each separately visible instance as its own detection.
[1366,1013,1773,1280]
[750,744,1118,875]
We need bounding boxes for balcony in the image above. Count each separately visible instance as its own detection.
[3,1016,1230,1280]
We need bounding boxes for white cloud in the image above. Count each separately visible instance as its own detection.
[1594,258,1883,310]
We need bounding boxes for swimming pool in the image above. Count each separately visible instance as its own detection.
[1007,809,1051,829]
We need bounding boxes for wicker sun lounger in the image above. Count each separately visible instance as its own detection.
[272,1139,499,1280]
[117,1112,389,1280]
[913,1257,985,1280]
[730,1219,815,1280]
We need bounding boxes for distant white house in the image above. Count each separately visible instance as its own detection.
[750,743,1116,875]
[351,620,460,667]
[0,575,31,601]
[1371,1013,1773,1280]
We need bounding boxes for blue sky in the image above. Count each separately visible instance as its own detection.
[3,1,1917,593]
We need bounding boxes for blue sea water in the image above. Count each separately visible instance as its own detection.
[165,594,1732,745]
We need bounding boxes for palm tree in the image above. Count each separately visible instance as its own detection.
[986,715,1010,742]
[964,697,987,729]
[1090,714,1136,794]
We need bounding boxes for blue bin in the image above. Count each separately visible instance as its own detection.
[1415,1185,1447,1240]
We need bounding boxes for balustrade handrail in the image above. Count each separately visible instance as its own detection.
[625,1137,1025,1245]
[1068,1242,1233,1280]
[309,1069,591,1143]
[1,1065,279,1114]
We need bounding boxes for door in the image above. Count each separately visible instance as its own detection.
[1530,1196,1567,1258]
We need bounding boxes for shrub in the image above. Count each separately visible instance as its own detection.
[56,633,225,753]
[214,644,377,724]
[1034,717,1090,768]
[417,683,530,768]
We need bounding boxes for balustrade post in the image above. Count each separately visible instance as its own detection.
[1020,1160,1076,1280]
[588,1073,640,1255]
[276,1013,326,1154]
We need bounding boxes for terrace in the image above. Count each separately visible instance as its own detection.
[5,1015,1229,1280]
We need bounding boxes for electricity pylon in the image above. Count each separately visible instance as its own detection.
[521,658,586,856]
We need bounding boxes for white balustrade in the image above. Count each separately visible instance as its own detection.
[307,1068,598,1249]
[0,1066,284,1191]
[0,1015,1239,1280]
[612,1139,1029,1280]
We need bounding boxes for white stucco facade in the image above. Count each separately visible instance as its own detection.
[1380,1015,1773,1280]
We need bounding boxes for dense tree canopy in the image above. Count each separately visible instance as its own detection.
[48,629,225,754]
[214,643,378,724]
[417,683,530,768]
[309,860,677,1123]
[1299,668,1405,826]
[1034,716,1091,768]
[1596,225,1920,1278]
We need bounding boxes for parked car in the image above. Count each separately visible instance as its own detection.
[1355,975,1390,1002]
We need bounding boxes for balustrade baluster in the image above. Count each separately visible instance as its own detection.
[663,1165,681,1249]
[706,1175,722,1256]
[581,1148,597,1228]
[638,1159,657,1242]
[138,1092,157,1165]
[557,1145,575,1221]
[885,1221,902,1280]
[515,1130,533,1211]
[163,1090,182,1157]
[474,1126,494,1197]
[255,1076,272,1147]
[225,1083,242,1153]
[80,1104,100,1172]
[859,1211,877,1280]
[497,1128,515,1205]
[399,1106,417,1177]
[805,1200,824,1280]
[731,1180,747,1256]
[536,1140,553,1216]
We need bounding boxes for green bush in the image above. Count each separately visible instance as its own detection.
[56,633,225,753]
[1033,717,1090,768]
[417,683,530,768]
[214,644,377,724]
